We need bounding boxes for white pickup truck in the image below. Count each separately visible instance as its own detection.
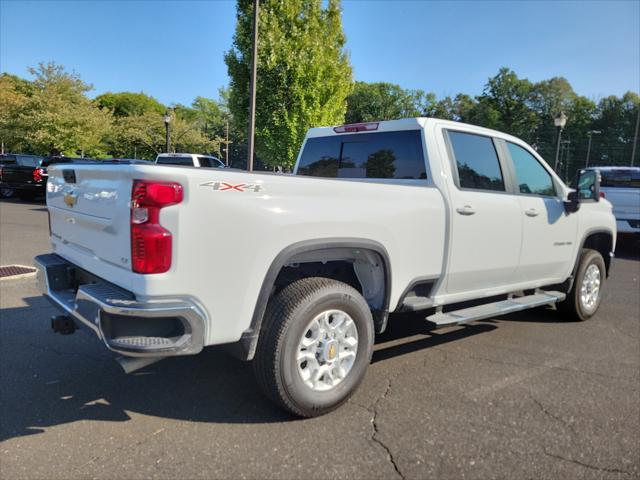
[155,153,226,168]
[585,166,640,237]
[36,118,616,417]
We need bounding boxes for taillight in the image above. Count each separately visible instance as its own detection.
[33,168,43,182]
[130,180,183,274]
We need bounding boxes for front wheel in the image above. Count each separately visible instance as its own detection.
[559,249,606,321]
[253,277,374,417]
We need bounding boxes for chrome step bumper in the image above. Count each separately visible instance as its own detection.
[35,253,205,358]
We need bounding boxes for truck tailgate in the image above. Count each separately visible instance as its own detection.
[47,164,133,282]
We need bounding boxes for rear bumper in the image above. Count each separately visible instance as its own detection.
[35,253,205,358]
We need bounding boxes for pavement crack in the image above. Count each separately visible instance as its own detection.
[530,396,577,436]
[369,378,404,480]
[542,448,631,476]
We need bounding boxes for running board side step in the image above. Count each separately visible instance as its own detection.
[427,291,566,327]
[401,296,433,311]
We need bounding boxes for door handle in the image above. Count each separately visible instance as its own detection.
[525,208,539,217]
[456,205,476,216]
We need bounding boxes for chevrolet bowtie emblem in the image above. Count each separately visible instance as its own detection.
[64,192,77,207]
[328,344,336,360]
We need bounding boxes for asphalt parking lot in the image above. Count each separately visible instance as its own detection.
[1,198,639,480]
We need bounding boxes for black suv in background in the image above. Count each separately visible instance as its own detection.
[0,154,98,200]
[0,154,45,200]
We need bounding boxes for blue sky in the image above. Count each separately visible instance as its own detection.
[1,0,638,106]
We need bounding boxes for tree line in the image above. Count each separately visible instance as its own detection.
[1,0,638,179]
[345,72,639,179]
[0,63,227,161]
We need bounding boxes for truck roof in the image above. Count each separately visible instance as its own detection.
[156,153,219,158]
[587,166,640,171]
[305,117,528,146]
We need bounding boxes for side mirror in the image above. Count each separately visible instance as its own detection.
[564,169,601,214]
[576,169,601,201]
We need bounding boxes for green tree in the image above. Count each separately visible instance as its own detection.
[95,91,165,118]
[225,0,353,168]
[345,81,425,123]
[189,96,227,137]
[528,77,595,167]
[18,62,112,156]
[592,92,640,165]
[109,111,218,159]
[0,74,31,152]
[475,68,537,142]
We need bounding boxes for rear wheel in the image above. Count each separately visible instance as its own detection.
[0,188,14,199]
[559,249,606,321]
[253,277,374,417]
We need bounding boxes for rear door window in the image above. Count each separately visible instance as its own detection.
[297,130,426,179]
[447,131,505,192]
[600,169,640,188]
[0,155,17,165]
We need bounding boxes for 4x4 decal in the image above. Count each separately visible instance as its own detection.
[200,181,263,192]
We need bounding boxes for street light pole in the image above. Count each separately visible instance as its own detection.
[246,0,259,172]
[585,130,601,168]
[163,111,172,153]
[553,111,568,172]
[225,119,230,166]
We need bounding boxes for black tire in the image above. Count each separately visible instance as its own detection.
[253,277,374,417]
[559,249,606,321]
[0,188,14,199]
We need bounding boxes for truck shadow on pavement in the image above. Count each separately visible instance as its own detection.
[0,297,498,441]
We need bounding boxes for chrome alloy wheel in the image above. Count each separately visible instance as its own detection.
[296,309,359,392]
[580,263,601,311]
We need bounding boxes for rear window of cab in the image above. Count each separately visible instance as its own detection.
[296,130,427,180]
[599,169,640,188]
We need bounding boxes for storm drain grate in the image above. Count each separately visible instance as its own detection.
[0,265,37,279]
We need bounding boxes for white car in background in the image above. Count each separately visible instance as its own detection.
[155,153,226,168]
[587,166,640,237]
